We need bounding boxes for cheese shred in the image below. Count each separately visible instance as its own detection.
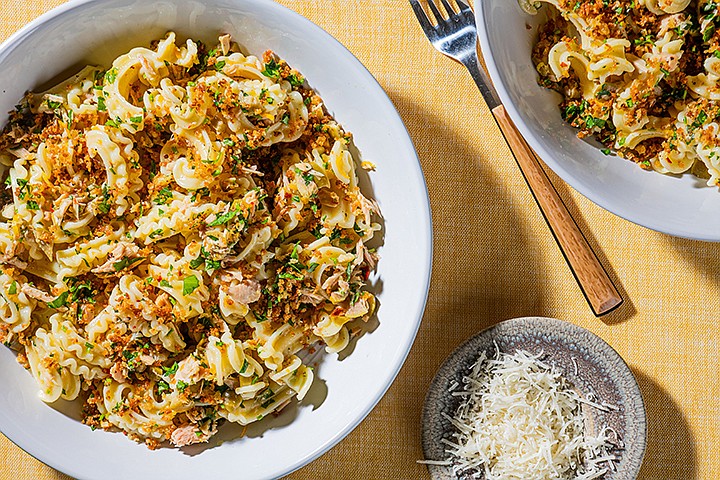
[444,348,620,479]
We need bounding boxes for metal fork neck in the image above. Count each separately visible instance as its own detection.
[460,53,501,110]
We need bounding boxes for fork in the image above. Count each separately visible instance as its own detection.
[410,0,623,316]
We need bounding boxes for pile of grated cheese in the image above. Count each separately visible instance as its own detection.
[442,348,620,480]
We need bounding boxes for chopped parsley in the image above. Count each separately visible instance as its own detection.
[190,247,221,272]
[47,291,69,308]
[692,110,708,130]
[123,350,139,361]
[112,256,145,272]
[157,380,170,394]
[288,73,304,87]
[153,187,174,205]
[104,68,118,84]
[584,116,606,129]
[15,178,30,200]
[163,362,179,376]
[191,187,210,202]
[278,272,303,281]
[182,275,200,295]
[98,185,112,214]
[262,58,281,78]
[208,208,239,226]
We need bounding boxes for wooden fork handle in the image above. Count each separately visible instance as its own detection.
[491,104,623,316]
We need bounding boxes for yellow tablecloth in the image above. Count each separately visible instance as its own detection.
[0,0,716,479]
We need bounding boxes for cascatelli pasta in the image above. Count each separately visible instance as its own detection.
[522,0,720,185]
[0,32,381,448]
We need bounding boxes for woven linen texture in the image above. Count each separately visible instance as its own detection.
[0,1,713,478]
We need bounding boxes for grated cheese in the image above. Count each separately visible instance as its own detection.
[444,348,620,479]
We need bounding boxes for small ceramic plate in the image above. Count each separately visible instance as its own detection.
[422,317,646,480]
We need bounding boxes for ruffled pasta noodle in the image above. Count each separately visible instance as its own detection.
[524,0,720,187]
[0,32,381,449]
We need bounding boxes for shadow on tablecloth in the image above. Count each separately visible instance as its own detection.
[546,167,636,325]
[389,88,551,354]
[634,368,697,480]
[359,88,554,477]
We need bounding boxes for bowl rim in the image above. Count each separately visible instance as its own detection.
[474,0,720,242]
[0,0,434,478]
[421,316,647,479]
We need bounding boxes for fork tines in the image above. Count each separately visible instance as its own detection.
[410,0,471,26]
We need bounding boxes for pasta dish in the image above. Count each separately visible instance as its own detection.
[0,32,380,448]
[521,0,720,185]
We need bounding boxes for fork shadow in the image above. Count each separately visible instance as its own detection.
[633,369,697,480]
[290,88,550,477]
[545,166,636,324]
[387,88,551,356]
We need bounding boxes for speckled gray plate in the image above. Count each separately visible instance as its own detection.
[422,317,646,480]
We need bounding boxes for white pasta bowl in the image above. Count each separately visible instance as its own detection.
[0,0,431,479]
[476,0,720,241]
